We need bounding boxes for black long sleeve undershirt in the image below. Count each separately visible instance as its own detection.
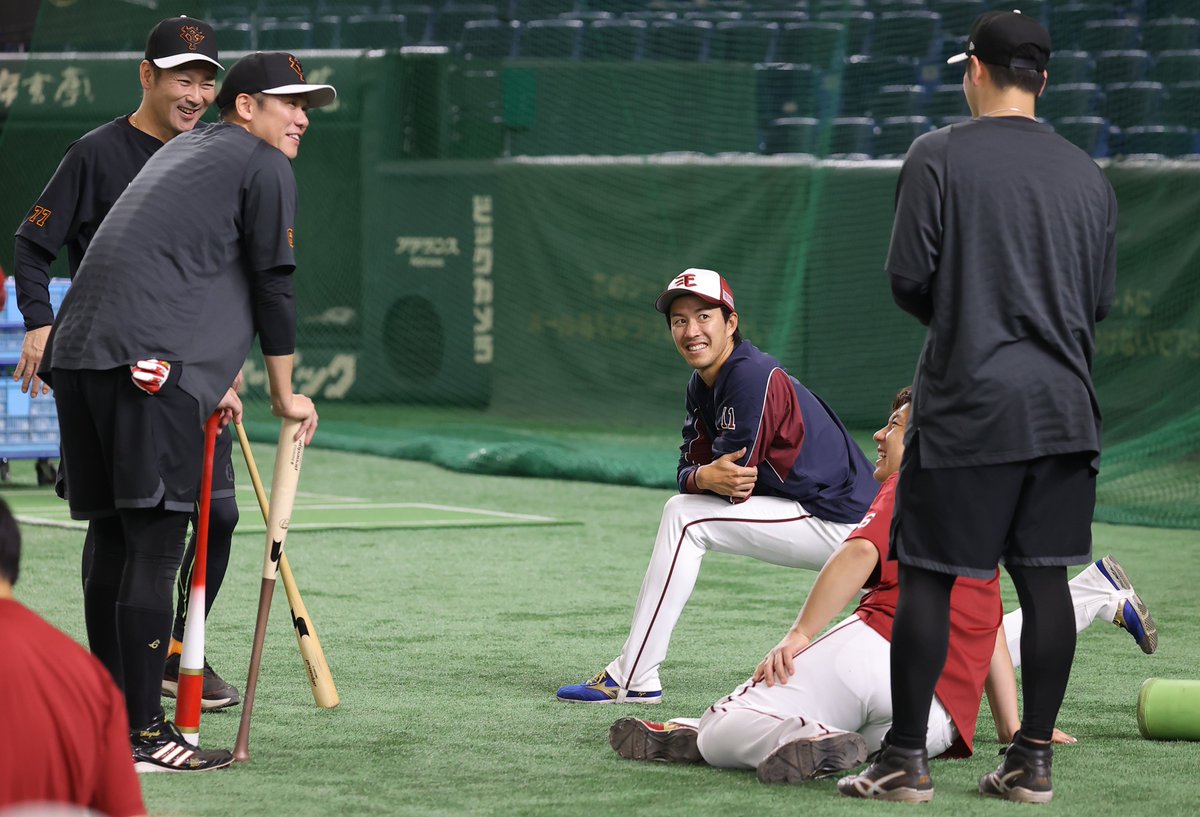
[252,265,296,356]
[13,235,58,330]
[890,271,933,326]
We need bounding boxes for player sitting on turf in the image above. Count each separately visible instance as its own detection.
[607,387,1156,799]
[558,269,879,704]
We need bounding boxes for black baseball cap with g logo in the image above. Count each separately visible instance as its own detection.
[145,16,223,71]
[216,52,338,110]
[947,10,1051,72]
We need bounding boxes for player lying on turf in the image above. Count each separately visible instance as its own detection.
[607,387,1156,798]
[558,269,879,704]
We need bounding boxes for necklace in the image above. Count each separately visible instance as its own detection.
[980,106,1033,118]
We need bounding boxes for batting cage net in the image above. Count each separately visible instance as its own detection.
[2,0,1199,527]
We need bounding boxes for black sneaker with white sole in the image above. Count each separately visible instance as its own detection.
[162,653,241,710]
[609,718,704,763]
[131,716,233,773]
[757,731,867,784]
[979,733,1054,804]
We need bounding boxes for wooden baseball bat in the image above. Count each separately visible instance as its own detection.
[234,421,339,709]
[233,418,304,763]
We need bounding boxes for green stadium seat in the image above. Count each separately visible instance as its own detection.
[518,18,582,58]
[644,20,713,61]
[1163,81,1200,129]
[710,21,778,63]
[873,11,941,60]
[1145,0,1198,19]
[750,11,811,24]
[813,0,868,11]
[1050,51,1095,85]
[683,11,745,24]
[828,116,876,157]
[756,63,822,125]
[393,5,434,42]
[432,5,499,45]
[926,83,968,120]
[777,22,846,69]
[621,11,678,23]
[208,3,255,21]
[342,13,408,48]
[508,0,578,20]
[874,0,927,10]
[1038,82,1100,120]
[313,16,342,48]
[1011,0,1046,22]
[815,11,873,56]
[580,19,645,61]
[1079,19,1141,53]
[213,21,255,52]
[1149,50,1200,84]
[1120,124,1195,157]
[929,0,984,37]
[1049,4,1117,52]
[1053,115,1109,157]
[1095,50,1151,86]
[460,19,518,58]
[1103,80,1164,128]
[763,116,822,155]
[875,115,933,157]
[560,11,615,22]
[836,56,919,116]
[256,19,314,51]
[870,84,925,118]
[1141,18,1200,53]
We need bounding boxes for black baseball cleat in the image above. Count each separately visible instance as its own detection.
[609,718,704,763]
[162,653,241,710]
[837,740,935,802]
[979,734,1054,804]
[757,731,867,784]
[131,716,234,773]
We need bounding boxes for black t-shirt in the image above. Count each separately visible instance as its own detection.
[14,116,162,327]
[886,116,1118,468]
[48,123,298,420]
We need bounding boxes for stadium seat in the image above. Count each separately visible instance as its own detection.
[763,116,822,154]
[208,3,254,22]
[926,83,968,120]
[341,13,408,48]
[776,22,846,70]
[508,0,578,20]
[836,56,919,116]
[1053,115,1110,157]
[517,18,582,58]
[257,3,310,20]
[1120,124,1195,157]
[929,0,984,37]
[1095,50,1150,86]
[256,19,314,51]
[874,0,927,10]
[1149,50,1200,85]
[1141,17,1200,53]
[1051,51,1095,85]
[709,21,778,63]
[1103,81,1165,128]
[643,20,713,61]
[870,84,925,118]
[1145,0,1198,19]
[1049,4,1116,52]
[213,21,254,51]
[313,15,342,49]
[875,115,932,157]
[580,19,645,61]
[1079,19,1141,53]
[587,0,645,13]
[756,64,822,125]
[827,116,876,157]
[460,19,518,59]
[750,11,810,24]
[1163,80,1200,129]
[683,11,745,24]
[391,6,434,43]
[815,10,873,56]
[872,11,941,60]
[621,10,677,22]
[1038,82,1100,120]
[431,5,499,45]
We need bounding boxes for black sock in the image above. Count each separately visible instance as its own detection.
[887,565,957,751]
[117,601,172,730]
[1008,565,1075,742]
[84,516,126,688]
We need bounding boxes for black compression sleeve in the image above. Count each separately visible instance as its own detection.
[252,265,296,356]
[13,236,57,329]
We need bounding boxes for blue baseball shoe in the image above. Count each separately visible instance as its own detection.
[1095,555,1158,655]
[556,670,662,704]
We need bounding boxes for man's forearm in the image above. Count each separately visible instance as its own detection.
[788,538,879,639]
[263,354,296,413]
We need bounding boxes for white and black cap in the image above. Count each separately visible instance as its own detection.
[947,10,1051,72]
[216,52,337,110]
[145,16,223,71]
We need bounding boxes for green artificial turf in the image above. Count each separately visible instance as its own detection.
[6,448,1199,817]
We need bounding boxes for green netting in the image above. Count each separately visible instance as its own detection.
[3,0,1199,528]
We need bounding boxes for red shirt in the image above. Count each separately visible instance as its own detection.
[0,599,144,817]
[849,473,1003,757]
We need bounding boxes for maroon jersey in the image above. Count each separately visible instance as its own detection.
[850,473,1003,757]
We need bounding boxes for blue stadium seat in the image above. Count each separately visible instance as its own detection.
[1149,49,1200,84]
[460,19,518,59]
[431,4,499,45]
[1141,17,1200,53]
[517,18,582,58]
[710,21,778,63]
[828,116,876,157]
[1095,50,1151,86]
[815,10,873,56]
[643,20,713,61]
[764,116,822,155]
[256,19,314,51]
[1103,81,1165,128]
[1079,19,1141,53]
[581,19,644,61]
[875,115,933,158]
[1120,124,1195,157]
[341,13,408,48]
[1038,82,1100,120]
[776,21,846,69]
[1053,115,1110,157]
[871,84,925,118]
[872,10,941,60]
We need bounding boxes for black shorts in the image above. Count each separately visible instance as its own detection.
[890,431,1096,579]
[52,365,204,520]
[210,424,236,500]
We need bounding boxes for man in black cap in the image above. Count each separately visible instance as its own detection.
[11,15,245,713]
[42,51,332,772]
[838,10,1117,804]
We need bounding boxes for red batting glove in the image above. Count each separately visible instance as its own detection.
[130,358,171,395]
